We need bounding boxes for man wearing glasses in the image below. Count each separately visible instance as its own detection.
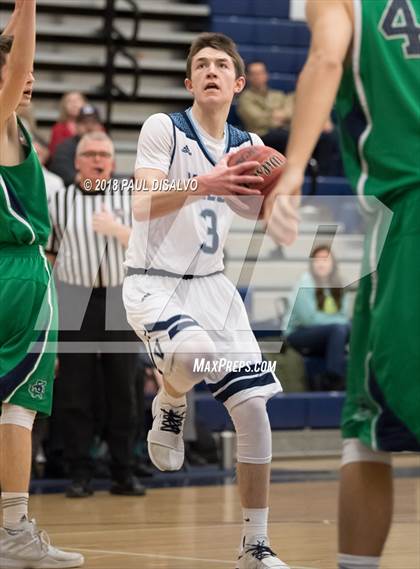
[46,132,145,498]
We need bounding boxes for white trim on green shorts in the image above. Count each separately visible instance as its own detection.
[363,351,383,451]
[0,174,36,244]
[4,247,54,403]
[352,0,375,214]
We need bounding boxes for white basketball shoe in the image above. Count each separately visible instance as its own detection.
[0,518,84,568]
[236,536,290,569]
[147,390,187,471]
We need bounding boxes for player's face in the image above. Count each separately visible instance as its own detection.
[185,47,245,107]
[0,62,6,90]
[312,249,334,279]
[19,71,35,108]
[0,56,35,108]
[75,140,114,184]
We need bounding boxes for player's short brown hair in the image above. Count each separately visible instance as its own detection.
[186,33,245,79]
[0,35,13,74]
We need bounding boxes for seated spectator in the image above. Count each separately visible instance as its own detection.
[285,245,351,390]
[237,61,341,175]
[237,61,293,140]
[48,104,104,186]
[49,91,86,156]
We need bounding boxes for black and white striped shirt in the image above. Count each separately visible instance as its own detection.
[47,184,132,288]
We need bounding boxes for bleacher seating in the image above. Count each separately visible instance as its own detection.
[209,0,290,19]
[236,45,307,76]
[210,0,310,95]
[196,391,345,431]
[212,17,310,48]
[0,0,209,149]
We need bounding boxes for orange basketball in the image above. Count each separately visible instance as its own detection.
[227,146,286,219]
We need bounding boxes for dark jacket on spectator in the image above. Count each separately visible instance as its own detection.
[48,134,80,186]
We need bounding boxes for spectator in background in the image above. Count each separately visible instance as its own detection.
[285,245,350,390]
[49,104,104,186]
[237,61,293,142]
[237,61,341,175]
[32,135,65,201]
[49,91,86,156]
[47,132,145,498]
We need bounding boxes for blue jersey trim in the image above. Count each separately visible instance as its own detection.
[167,114,178,169]
[2,178,28,220]
[226,124,252,152]
[168,319,200,339]
[144,313,191,333]
[169,110,217,166]
[168,109,253,168]
[168,112,197,143]
[208,362,265,394]
[213,372,277,404]
[182,111,217,166]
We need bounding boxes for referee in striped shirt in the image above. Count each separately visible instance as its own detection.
[47,132,145,498]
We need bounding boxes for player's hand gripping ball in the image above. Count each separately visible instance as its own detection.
[227,146,286,219]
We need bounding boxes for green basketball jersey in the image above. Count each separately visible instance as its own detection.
[0,117,51,248]
[335,0,420,204]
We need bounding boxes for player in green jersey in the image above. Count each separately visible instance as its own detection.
[0,2,83,567]
[265,0,420,568]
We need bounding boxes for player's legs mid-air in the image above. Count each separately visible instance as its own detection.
[124,273,289,568]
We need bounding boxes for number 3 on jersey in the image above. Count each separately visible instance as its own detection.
[380,0,420,57]
[200,209,219,254]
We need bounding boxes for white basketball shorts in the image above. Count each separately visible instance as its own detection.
[123,272,281,411]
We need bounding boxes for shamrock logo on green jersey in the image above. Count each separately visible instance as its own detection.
[29,380,47,400]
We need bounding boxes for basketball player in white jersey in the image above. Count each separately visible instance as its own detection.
[123,33,290,569]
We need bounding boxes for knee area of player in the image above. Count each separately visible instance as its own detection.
[229,398,272,464]
[171,336,219,377]
[0,403,37,431]
[341,438,392,467]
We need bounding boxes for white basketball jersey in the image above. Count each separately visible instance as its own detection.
[125,109,262,276]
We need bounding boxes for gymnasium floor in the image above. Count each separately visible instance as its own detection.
[30,455,420,569]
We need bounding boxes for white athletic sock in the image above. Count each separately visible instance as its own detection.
[338,553,380,568]
[241,507,269,549]
[160,388,187,407]
[2,492,29,530]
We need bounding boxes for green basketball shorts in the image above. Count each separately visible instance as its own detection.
[342,190,420,452]
[0,244,57,416]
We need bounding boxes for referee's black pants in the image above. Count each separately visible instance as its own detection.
[53,283,139,483]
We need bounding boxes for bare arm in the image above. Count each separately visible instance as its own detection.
[264,0,353,245]
[0,0,36,125]
[132,168,186,222]
[132,159,264,222]
[285,0,353,173]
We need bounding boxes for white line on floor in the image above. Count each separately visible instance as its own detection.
[64,547,321,568]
